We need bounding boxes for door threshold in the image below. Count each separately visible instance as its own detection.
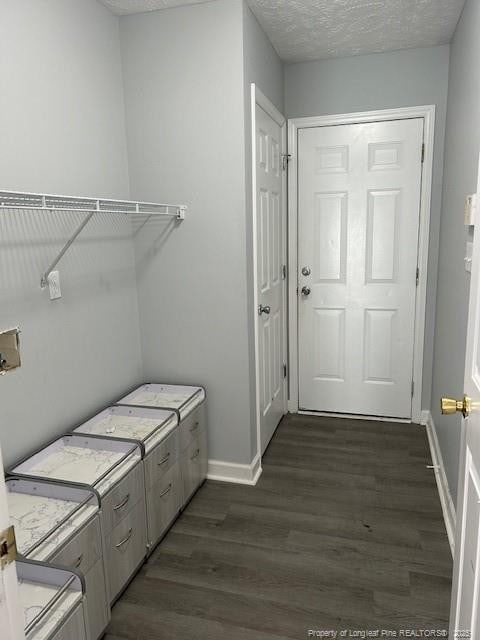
[297,410,412,424]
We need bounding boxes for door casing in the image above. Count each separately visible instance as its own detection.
[251,83,288,469]
[288,106,436,423]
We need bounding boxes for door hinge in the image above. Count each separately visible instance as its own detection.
[282,154,292,171]
[411,381,415,397]
[0,525,17,570]
[416,267,420,287]
[421,143,425,163]
[283,363,288,379]
[282,264,287,280]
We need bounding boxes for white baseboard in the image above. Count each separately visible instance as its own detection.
[207,454,262,486]
[422,410,456,556]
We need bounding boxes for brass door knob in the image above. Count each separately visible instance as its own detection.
[441,395,471,418]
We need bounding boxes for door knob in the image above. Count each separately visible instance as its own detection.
[258,304,271,315]
[441,395,471,418]
[301,286,311,296]
[301,266,311,276]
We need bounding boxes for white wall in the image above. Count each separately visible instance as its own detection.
[431,0,480,504]
[120,0,256,465]
[242,0,284,459]
[0,0,142,466]
[284,45,450,413]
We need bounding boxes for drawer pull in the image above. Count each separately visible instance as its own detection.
[159,483,173,498]
[157,452,170,466]
[113,494,130,511]
[72,554,83,569]
[115,528,133,548]
[190,448,200,461]
[190,421,200,433]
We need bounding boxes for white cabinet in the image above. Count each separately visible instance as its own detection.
[100,463,147,603]
[146,461,182,548]
[115,384,208,507]
[181,426,208,504]
[9,435,145,610]
[74,394,208,554]
[179,404,206,453]
[51,516,109,640]
[9,382,208,638]
[18,560,87,640]
[144,428,179,490]
[7,479,109,640]
[48,606,87,640]
[105,499,147,601]
[101,462,145,534]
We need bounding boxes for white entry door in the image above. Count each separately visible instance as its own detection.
[298,118,424,418]
[449,157,480,634]
[0,442,24,640]
[255,99,286,453]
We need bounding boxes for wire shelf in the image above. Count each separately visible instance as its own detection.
[0,189,187,289]
[0,190,186,217]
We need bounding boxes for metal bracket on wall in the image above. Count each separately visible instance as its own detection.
[0,525,17,570]
[0,191,187,289]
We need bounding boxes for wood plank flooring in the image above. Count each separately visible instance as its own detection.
[105,413,453,639]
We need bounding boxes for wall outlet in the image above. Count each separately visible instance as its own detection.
[47,271,62,300]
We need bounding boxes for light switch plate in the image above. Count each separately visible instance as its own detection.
[48,271,62,300]
[465,194,477,226]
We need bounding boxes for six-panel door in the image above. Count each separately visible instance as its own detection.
[256,103,286,452]
[298,119,424,418]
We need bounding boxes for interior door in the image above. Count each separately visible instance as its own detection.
[298,119,424,418]
[0,442,24,640]
[449,157,480,634]
[256,102,286,454]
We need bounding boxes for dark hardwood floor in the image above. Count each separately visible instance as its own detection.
[105,413,453,639]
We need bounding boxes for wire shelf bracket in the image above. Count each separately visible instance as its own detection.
[0,190,187,289]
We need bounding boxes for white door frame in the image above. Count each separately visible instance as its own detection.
[288,105,435,423]
[251,83,288,466]
[0,441,25,640]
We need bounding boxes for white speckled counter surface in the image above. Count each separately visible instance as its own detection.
[75,410,177,454]
[20,579,82,640]
[119,384,205,420]
[12,439,141,497]
[8,492,97,561]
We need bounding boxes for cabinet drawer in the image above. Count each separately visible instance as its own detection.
[102,462,144,535]
[146,462,181,549]
[179,404,205,452]
[51,515,102,576]
[181,428,207,505]
[105,499,147,603]
[48,604,87,640]
[83,558,110,640]
[144,428,179,490]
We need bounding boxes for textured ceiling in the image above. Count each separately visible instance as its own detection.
[99,0,211,15]
[247,0,465,62]
[99,0,465,63]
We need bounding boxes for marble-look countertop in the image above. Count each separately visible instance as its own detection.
[83,414,161,440]
[25,445,140,496]
[126,388,204,419]
[8,492,97,561]
[130,391,193,408]
[20,579,82,640]
[78,414,177,454]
